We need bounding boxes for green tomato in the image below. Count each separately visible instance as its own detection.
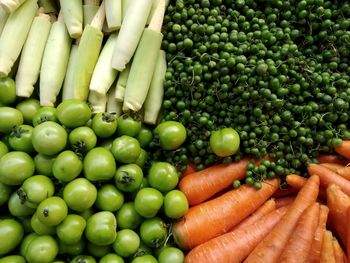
[116,202,143,230]
[8,191,36,217]
[158,247,185,263]
[92,112,118,138]
[19,175,55,207]
[16,98,41,124]
[86,242,112,258]
[85,211,117,246]
[209,127,240,157]
[0,151,35,185]
[0,77,16,105]
[99,253,125,263]
[140,217,168,248]
[33,153,56,177]
[58,238,85,256]
[69,126,97,154]
[25,235,58,263]
[53,150,83,182]
[131,255,158,263]
[0,140,8,159]
[0,219,24,256]
[63,178,97,212]
[32,121,67,156]
[84,147,116,181]
[164,190,189,219]
[71,255,97,263]
[36,196,68,226]
[135,149,147,168]
[113,229,140,257]
[0,255,26,263]
[137,126,153,148]
[154,121,187,150]
[20,232,38,256]
[32,107,58,126]
[0,182,11,206]
[56,214,86,245]
[134,187,163,218]
[0,107,23,134]
[117,113,142,137]
[111,135,141,163]
[95,184,124,212]
[8,124,35,153]
[148,162,179,192]
[30,213,56,235]
[56,99,92,128]
[114,164,143,192]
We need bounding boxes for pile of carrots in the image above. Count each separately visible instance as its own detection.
[172,140,350,263]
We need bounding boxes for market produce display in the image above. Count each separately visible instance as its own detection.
[1,0,350,262]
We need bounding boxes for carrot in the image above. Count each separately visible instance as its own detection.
[184,206,289,263]
[178,158,250,206]
[335,140,350,160]
[333,237,346,263]
[326,184,350,246]
[308,204,330,263]
[286,173,308,189]
[308,163,350,196]
[181,163,196,179]
[172,178,280,250]
[230,199,276,232]
[275,196,295,208]
[320,163,350,180]
[317,153,348,165]
[320,230,336,263]
[244,175,320,263]
[286,173,326,199]
[320,162,344,172]
[279,203,320,263]
[347,206,350,263]
[335,167,350,181]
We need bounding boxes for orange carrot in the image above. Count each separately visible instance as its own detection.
[335,167,350,181]
[244,175,320,263]
[317,153,348,165]
[335,140,350,160]
[347,206,350,263]
[308,205,330,263]
[326,184,350,246]
[181,163,196,179]
[184,206,289,263]
[320,163,350,180]
[286,173,326,199]
[320,162,344,172]
[286,173,308,189]
[230,199,276,232]
[178,158,250,206]
[275,196,295,208]
[320,230,336,263]
[308,163,350,196]
[333,237,346,263]
[279,203,320,263]
[172,178,280,250]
